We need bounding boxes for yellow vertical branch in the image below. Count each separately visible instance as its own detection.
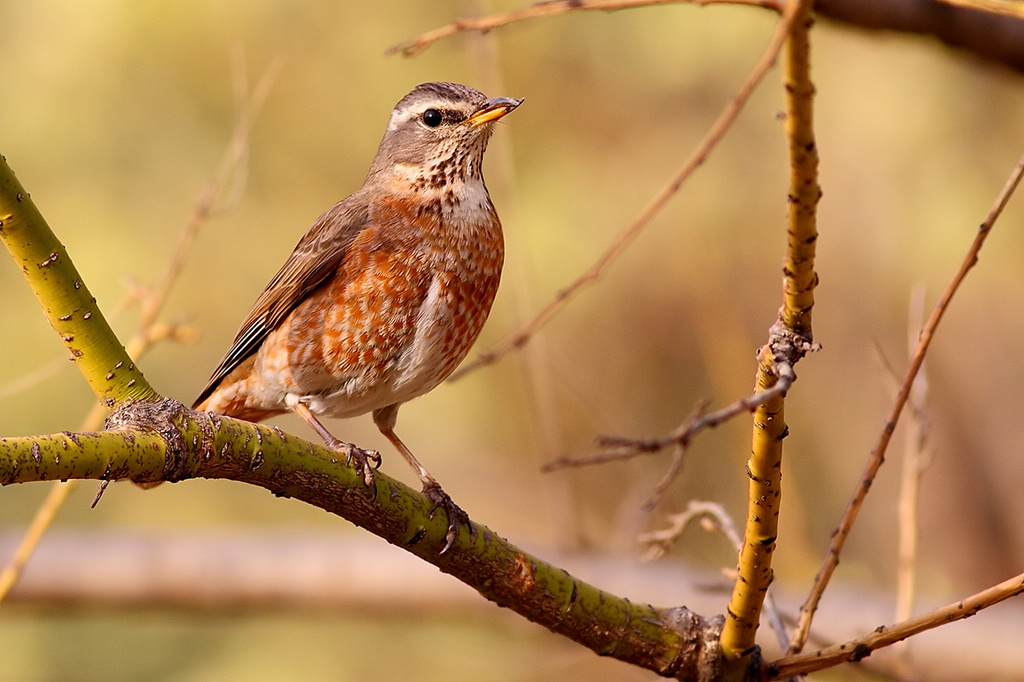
[721,0,819,674]
[721,350,787,666]
[781,1,820,336]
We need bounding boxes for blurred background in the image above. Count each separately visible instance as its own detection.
[2,1,1024,680]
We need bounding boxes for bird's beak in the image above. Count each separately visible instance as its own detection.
[467,97,523,127]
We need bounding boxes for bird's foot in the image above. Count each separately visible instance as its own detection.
[422,480,474,554]
[323,436,381,487]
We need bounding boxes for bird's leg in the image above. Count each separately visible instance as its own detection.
[381,425,473,553]
[291,402,381,487]
[374,407,472,553]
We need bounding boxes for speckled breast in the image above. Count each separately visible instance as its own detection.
[281,193,505,418]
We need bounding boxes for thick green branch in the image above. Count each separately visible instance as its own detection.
[0,154,155,408]
[1,145,729,678]
[0,398,724,679]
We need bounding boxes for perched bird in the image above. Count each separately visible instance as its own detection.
[193,82,522,551]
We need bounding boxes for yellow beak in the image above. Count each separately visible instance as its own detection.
[467,96,523,127]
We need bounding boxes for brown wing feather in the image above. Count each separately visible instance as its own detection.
[192,194,372,408]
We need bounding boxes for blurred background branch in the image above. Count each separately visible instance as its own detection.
[817,0,1024,71]
[0,58,280,606]
[789,154,1024,656]
[4,530,1024,680]
[450,0,804,383]
[393,0,1024,73]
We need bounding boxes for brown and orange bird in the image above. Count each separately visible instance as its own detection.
[193,82,521,551]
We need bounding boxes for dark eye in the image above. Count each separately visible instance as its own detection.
[422,109,443,127]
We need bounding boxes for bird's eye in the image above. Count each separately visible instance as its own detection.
[422,109,443,128]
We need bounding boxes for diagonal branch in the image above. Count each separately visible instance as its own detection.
[938,0,1024,19]
[450,0,805,382]
[1,146,735,681]
[0,156,155,408]
[787,154,1024,655]
[814,0,1024,73]
[391,0,1024,72]
[0,398,725,679]
[138,55,283,332]
[769,571,1024,678]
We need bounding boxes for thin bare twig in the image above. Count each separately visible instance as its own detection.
[867,287,933,676]
[543,400,708,471]
[769,571,1024,679]
[140,52,283,329]
[787,154,1024,655]
[895,286,930,629]
[0,482,75,602]
[639,500,791,652]
[450,1,805,383]
[388,0,782,57]
[544,314,814,516]
[543,358,797,511]
[0,58,281,605]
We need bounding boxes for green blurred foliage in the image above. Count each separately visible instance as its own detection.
[2,0,1024,679]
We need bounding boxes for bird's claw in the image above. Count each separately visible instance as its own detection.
[344,444,381,487]
[422,480,474,554]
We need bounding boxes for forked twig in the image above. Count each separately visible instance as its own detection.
[450,1,804,382]
[544,298,815,514]
[787,154,1024,655]
[639,500,791,652]
[542,353,800,511]
[547,361,795,469]
[388,0,782,57]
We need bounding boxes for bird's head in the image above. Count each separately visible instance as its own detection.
[368,82,522,194]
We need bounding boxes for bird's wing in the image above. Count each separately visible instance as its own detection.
[192,196,372,409]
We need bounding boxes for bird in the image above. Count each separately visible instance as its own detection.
[192,82,522,552]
